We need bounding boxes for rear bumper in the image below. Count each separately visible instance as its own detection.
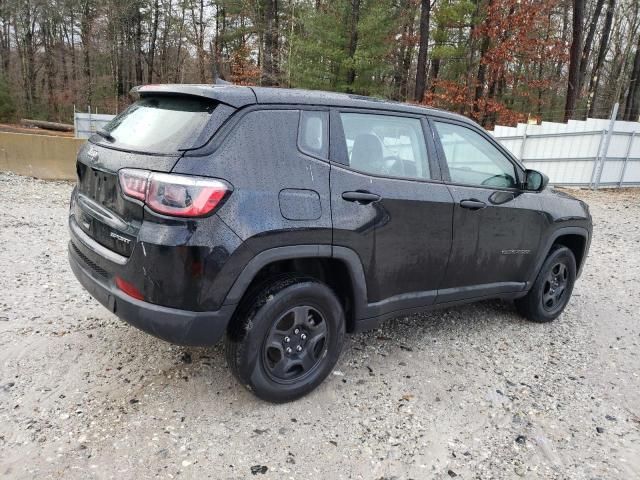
[69,242,236,346]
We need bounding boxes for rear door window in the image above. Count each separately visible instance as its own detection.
[98,95,217,153]
[338,112,430,180]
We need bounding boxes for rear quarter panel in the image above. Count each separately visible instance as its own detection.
[172,108,332,252]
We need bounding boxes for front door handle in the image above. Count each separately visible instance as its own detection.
[342,191,381,204]
[459,199,487,210]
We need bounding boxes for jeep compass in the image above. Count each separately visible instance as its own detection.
[68,85,592,402]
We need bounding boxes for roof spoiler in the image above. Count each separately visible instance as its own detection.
[128,83,255,109]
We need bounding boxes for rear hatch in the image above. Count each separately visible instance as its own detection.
[73,94,229,257]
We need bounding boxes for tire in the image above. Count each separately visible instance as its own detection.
[515,245,577,323]
[224,275,345,403]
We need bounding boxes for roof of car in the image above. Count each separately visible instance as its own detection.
[134,84,473,125]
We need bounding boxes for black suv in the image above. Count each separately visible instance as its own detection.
[68,85,592,402]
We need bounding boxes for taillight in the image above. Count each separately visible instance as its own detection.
[118,169,230,217]
[146,173,229,217]
[119,169,149,201]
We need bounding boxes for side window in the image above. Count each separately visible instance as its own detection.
[339,112,430,180]
[433,121,517,188]
[298,110,328,159]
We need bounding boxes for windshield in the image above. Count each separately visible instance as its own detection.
[98,95,217,153]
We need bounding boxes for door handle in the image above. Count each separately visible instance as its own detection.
[459,199,487,210]
[342,191,381,204]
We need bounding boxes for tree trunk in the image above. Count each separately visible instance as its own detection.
[587,0,615,118]
[60,26,69,87]
[135,2,143,85]
[69,9,77,89]
[0,0,10,74]
[429,58,440,93]
[565,0,585,122]
[473,0,494,119]
[20,118,73,131]
[345,0,360,91]
[198,0,205,82]
[190,0,207,83]
[117,29,125,96]
[175,2,186,82]
[261,0,278,85]
[16,0,38,111]
[148,0,159,83]
[578,0,605,92]
[624,35,640,121]
[392,19,408,100]
[159,0,173,81]
[473,34,490,119]
[612,9,640,119]
[414,0,431,102]
[42,18,56,116]
[401,15,415,100]
[80,0,93,105]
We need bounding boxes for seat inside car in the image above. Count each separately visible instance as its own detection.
[351,133,384,174]
[388,159,418,178]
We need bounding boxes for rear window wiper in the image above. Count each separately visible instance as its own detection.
[95,129,115,142]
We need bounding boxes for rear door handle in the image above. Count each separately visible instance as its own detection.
[459,199,487,210]
[342,191,381,204]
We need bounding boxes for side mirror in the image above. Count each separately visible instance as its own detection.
[524,169,549,192]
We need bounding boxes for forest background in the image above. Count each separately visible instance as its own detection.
[1,0,639,128]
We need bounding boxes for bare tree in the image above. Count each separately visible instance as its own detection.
[189,0,207,83]
[345,0,360,91]
[565,0,585,121]
[578,0,605,91]
[261,0,278,85]
[414,0,432,102]
[148,0,159,83]
[624,33,640,120]
[587,0,615,117]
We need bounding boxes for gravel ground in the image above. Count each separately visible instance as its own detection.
[0,172,639,480]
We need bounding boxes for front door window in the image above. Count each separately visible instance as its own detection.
[433,121,517,188]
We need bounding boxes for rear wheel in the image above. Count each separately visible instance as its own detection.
[224,276,345,403]
[516,245,576,323]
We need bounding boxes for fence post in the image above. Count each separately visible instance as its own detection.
[590,130,606,188]
[594,102,619,189]
[619,131,635,187]
[518,124,528,161]
[73,104,77,138]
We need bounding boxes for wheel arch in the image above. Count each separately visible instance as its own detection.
[529,227,590,285]
[223,245,368,333]
[553,233,588,273]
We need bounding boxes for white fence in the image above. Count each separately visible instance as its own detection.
[491,112,640,188]
[74,111,115,139]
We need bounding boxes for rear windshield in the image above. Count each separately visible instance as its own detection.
[97,95,217,153]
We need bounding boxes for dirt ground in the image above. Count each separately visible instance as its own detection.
[0,172,639,480]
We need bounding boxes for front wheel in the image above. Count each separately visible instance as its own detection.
[516,246,577,323]
[224,276,345,403]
